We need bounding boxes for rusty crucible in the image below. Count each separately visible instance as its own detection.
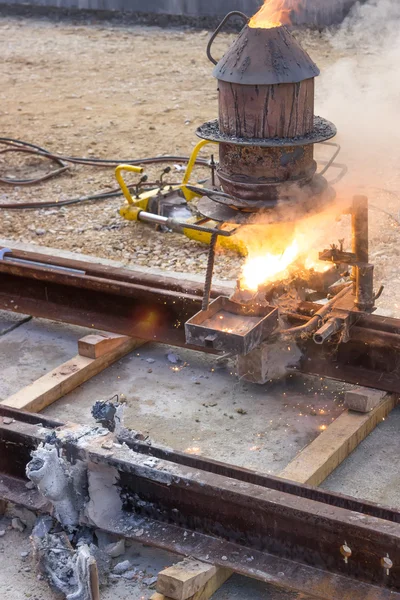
[197,14,337,220]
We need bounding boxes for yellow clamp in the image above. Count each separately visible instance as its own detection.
[115,164,144,205]
[181,139,218,201]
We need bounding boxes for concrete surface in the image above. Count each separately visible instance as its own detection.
[0,314,90,400]
[0,313,328,600]
[0,312,346,474]
[322,405,400,508]
[0,311,31,336]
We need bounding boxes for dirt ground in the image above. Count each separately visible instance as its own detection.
[0,12,399,315]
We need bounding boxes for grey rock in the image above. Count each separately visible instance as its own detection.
[113,560,131,574]
[10,507,37,531]
[105,539,125,558]
[167,352,181,364]
[11,517,25,532]
[122,570,137,580]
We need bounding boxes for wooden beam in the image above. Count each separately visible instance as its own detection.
[156,560,232,600]
[279,395,397,486]
[152,566,232,600]
[1,334,143,413]
[78,333,131,359]
[156,560,218,600]
[345,387,387,413]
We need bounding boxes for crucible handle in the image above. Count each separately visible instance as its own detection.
[206,11,248,66]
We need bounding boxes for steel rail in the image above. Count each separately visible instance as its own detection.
[0,246,232,296]
[0,247,227,348]
[1,247,400,390]
[0,408,399,600]
[1,404,398,524]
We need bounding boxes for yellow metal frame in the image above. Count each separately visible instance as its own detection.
[115,142,247,255]
[180,139,218,201]
[115,164,144,205]
[116,140,218,211]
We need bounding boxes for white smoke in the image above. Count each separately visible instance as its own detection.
[316,0,400,190]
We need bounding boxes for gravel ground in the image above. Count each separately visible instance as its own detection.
[0,11,399,314]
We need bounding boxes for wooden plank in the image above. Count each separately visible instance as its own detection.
[279,395,397,486]
[189,568,232,600]
[78,333,131,359]
[152,567,232,600]
[1,335,143,413]
[156,560,225,600]
[88,554,100,600]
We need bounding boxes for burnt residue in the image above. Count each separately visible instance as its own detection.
[92,398,121,433]
[213,25,319,86]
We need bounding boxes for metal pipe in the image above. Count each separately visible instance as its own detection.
[282,285,352,338]
[313,317,342,344]
[136,209,235,237]
[355,263,375,311]
[0,247,85,275]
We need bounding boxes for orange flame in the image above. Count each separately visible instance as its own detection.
[249,0,299,30]
[242,239,300,290]
[237,208,338,292]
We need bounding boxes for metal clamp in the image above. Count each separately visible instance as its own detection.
[181,140,218,202]
[115,164,145,205]
[206,11,248,66]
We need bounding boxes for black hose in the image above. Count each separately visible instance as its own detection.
[0,137,210,178]
[0,136,210,209]
[0,189,125,210]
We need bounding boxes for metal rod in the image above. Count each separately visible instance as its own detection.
[5,257,85,275]
[352,195,369,264]
[351,195,369,295]
[350,196,375,310]
[202,232,218,311]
